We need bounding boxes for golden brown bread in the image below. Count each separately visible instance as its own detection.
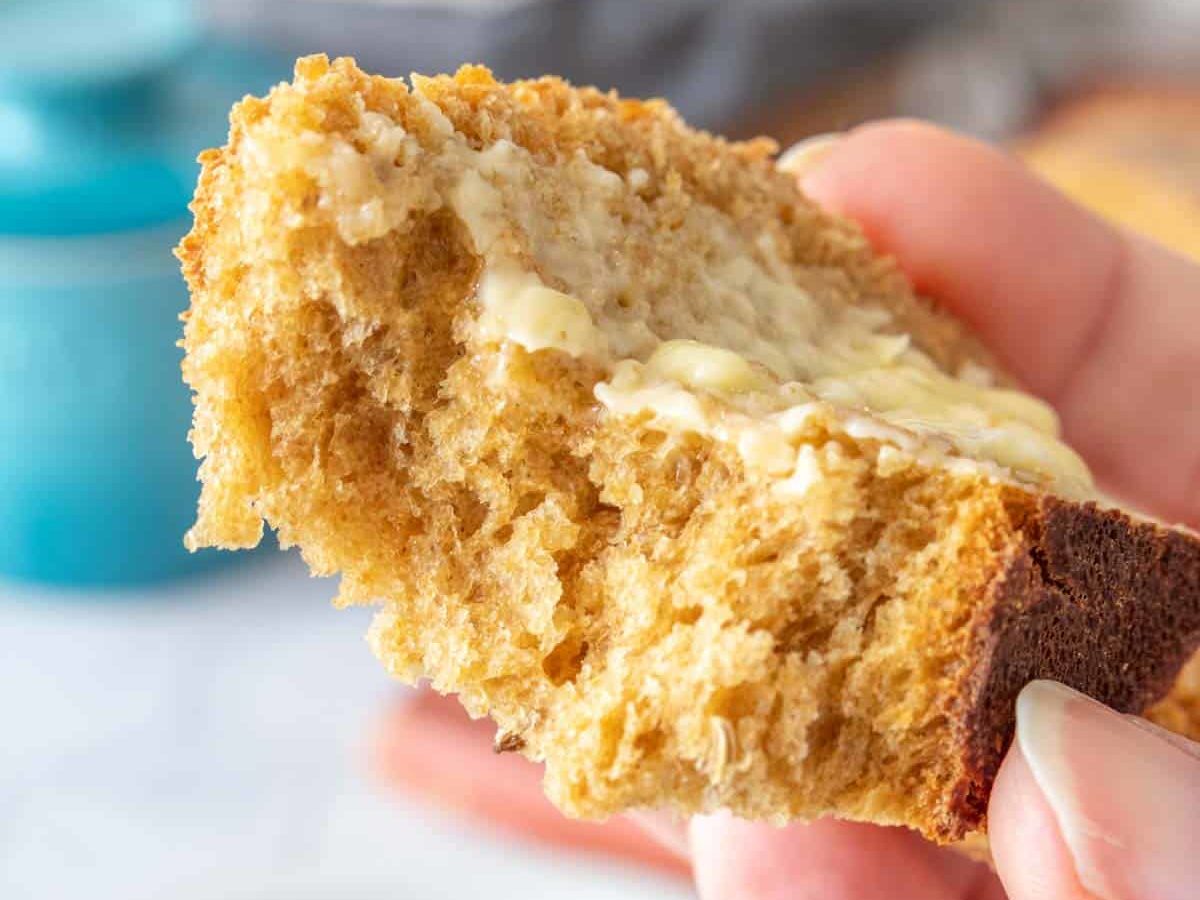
[178,57,1200,843]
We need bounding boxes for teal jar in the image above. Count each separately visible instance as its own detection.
[0,0,287,585]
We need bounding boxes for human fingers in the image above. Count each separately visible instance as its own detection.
[371,689,690,875]
[800,121,1200,526]
[990,680,1200,900]
[688,812,1002,900]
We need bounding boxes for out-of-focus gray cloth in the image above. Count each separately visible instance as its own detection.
[897,0,1200,139]
[204,0,1200,137]
[203,0,985,130]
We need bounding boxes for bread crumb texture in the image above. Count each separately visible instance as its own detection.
[179,56,1200,842]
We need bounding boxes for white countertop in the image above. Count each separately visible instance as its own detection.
[0,553,691,899]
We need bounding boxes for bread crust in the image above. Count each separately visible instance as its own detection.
[948,497,1200,839]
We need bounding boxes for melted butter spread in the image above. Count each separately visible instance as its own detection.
[648,340,772,394]
[442,131,1092,498]
[477,267,608,358]
[241,84,1094,500]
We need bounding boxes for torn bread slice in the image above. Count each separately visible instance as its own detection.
[178,56,1200,843]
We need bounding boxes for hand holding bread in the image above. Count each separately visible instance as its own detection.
[177,60,1200,898]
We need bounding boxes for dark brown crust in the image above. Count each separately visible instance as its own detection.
[945,497,1200,840]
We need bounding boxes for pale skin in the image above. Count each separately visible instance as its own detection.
[374,122,1200,900]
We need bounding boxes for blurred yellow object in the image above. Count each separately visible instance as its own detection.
[1020,86,1200,260]
[1024,147,1200,259]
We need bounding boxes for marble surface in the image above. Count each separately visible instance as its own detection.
[0,553,690,899]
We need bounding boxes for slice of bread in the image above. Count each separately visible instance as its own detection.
[178,56,1200,843]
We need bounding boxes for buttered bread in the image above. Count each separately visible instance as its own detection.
[178,57,1200,842]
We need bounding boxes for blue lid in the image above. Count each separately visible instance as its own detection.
[0,0,289,236]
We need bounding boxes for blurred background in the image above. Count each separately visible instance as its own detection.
[3,0,1198,897]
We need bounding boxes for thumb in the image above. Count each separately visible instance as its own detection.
[990,680,1200,900]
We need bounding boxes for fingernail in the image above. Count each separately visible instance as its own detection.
[1016,679,1200,900]
[777,132,842,177]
